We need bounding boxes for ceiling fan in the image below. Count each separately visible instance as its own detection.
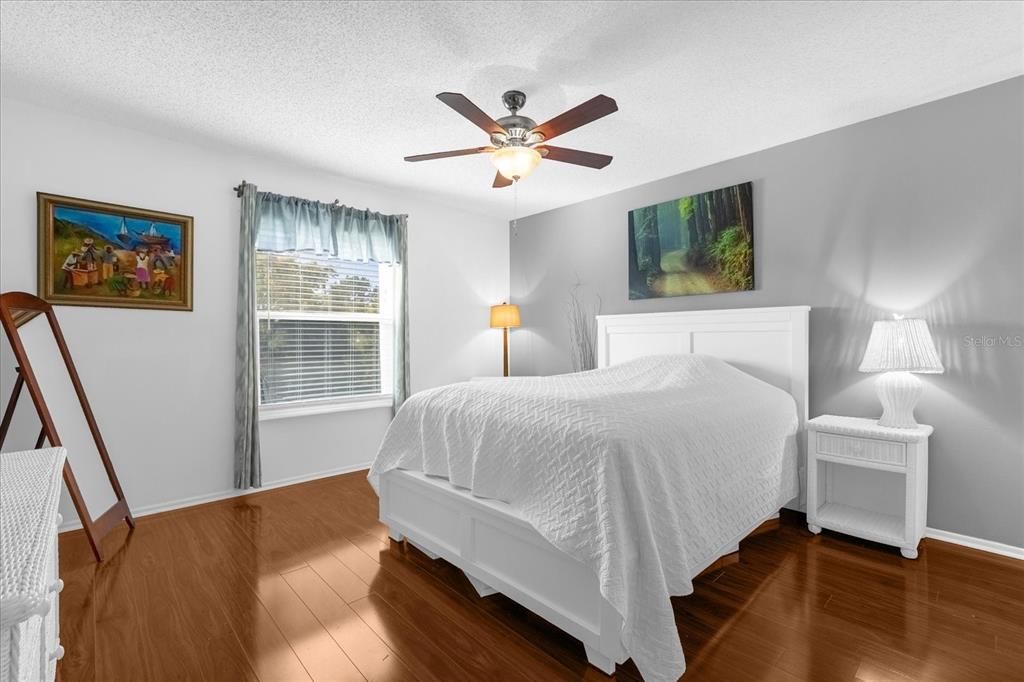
[404,90,618,188]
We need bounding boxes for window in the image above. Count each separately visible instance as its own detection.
[255,251,395,412]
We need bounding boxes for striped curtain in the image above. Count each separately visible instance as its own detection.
[234,183,262,489]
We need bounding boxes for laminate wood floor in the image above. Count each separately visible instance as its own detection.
[57,470,1024,681]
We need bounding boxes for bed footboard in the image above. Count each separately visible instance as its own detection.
[379,469,782,674]
[379,469,629,671]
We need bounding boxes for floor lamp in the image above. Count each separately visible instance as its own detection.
[490,303,520,377]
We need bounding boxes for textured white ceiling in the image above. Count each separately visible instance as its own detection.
[1,1,1021,219]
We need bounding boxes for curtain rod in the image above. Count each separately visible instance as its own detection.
[232,180,339,205]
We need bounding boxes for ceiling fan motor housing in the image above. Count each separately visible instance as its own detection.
[492,116,541,145]
[491,90,543,148]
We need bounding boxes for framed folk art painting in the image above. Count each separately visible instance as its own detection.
[37,192,193,311]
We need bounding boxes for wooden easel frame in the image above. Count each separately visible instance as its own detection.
[0,291,134,561]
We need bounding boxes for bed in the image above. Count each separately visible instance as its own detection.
[370,306,809,681]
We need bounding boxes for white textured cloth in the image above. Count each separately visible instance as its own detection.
[368,355,798,681]
[1,448,65,682]
[1,448,65,629]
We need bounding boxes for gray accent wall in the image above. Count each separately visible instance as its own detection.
[510,77,1023,548]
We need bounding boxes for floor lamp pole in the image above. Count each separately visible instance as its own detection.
[503,327,510,377]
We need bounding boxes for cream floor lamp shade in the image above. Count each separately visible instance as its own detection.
[859,318,943,427]
[489,303,521,329]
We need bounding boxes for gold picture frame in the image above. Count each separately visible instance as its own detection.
[37,192,193,311]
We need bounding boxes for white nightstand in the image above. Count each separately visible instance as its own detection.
[806,415,932,559]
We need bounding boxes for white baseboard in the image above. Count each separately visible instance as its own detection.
[926,527,1024,560]
[58,461,373,533]
[59,468,1023,564]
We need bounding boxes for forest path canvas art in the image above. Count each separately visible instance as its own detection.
[628,182,753,299]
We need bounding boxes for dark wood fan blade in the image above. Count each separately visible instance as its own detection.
[538,145,612,169]
[437,92,505,135]
[404,147,494,162]
[532,95,618,141]
[493,172,513,188]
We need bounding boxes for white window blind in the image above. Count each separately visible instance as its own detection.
[255,251,395,407]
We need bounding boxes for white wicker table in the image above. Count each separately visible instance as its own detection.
[1,448,66,682]
[806,415,932,559]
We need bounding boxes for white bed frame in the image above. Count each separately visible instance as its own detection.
[378,305,810,674]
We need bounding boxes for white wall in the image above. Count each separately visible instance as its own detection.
[0,97,509,526]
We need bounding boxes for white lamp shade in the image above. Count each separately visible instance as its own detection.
[491,146,541,180]
[858,318,944,374]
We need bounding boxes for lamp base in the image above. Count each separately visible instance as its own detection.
[875,371,922,428]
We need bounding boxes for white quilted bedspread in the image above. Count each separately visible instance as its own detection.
[368,355,799,681]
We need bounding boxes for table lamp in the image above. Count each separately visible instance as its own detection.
[858,318,943,428]
[490,302,520,377]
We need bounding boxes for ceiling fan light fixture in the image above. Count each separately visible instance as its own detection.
[491,146,541,181]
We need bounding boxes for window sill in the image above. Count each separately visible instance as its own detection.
[259,396,393,421]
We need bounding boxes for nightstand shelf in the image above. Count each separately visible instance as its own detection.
[814,502,904,546]
[806,415,932,559]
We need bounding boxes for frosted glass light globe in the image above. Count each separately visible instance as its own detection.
[491,146,541,180]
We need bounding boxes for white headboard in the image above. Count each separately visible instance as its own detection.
[596,306,810,425]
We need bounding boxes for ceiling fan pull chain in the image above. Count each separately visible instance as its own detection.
[512,179,519,237]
